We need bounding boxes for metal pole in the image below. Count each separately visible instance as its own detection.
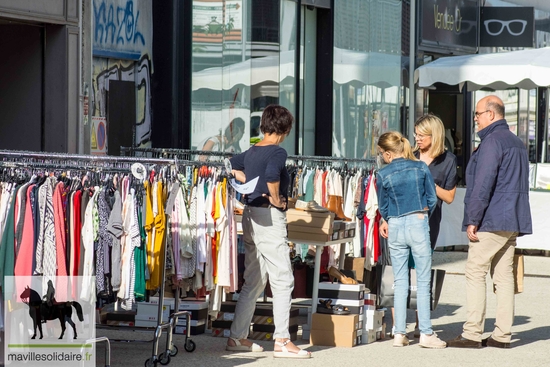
[408,0,416,140]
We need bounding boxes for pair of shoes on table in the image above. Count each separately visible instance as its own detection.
[446,335,482,348]
[393,334,410,347]
[317,299,351,315]
[419,332,446,349]
[274,340,311,359]
[226,337,264,352]
[295,200,328,212]
[482,336,511,348]
[328,266,358,285]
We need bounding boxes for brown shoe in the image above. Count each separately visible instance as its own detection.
[482,336,510,349]
[446,335,482,348]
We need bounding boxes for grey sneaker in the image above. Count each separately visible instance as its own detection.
[393,334,410,347]
[419,332,447,349]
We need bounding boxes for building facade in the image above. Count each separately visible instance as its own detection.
[1,0,550,172]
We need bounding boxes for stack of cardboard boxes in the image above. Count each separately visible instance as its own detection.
[211,301,237,338]
[174,300,208,335]
[362,294,385,344]
[310,282,366,347]
[286,209,358,242]
[286,209,336,242]
[250,306,300,341]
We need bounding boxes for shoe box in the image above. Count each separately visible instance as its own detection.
[364,293,376,311]
[287,209,336,241]
[173,300,209,335]
[360,309,385,345]
[343,256,366,282]
[211,301,237,337]
[249,306,300,341]
[317,282,366,315]
[135,302,171,327]
[310,313,360,347]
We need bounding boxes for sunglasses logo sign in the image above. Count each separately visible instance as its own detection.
[484,19,527,36]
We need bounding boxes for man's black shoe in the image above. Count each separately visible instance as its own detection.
[482,336,511,349]
[446,335,482,348]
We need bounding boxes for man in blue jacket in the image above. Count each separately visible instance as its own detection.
[447,95,532,349]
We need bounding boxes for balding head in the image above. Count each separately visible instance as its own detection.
[475,95,505,131]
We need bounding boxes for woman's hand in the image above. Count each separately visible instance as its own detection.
[379,221,388,238]
[262,193,287,210]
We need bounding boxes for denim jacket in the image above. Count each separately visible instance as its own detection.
[376,158,437,221]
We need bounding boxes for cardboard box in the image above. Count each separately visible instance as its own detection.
[287,230,338,243]
[316,297,364,315]
[311,313,359,332]
[360,329,377,344]
[286,209,335,229]
[217,312,235,321]
[174,324,206,335]
[364,293,376,311]
[178,300,209,311]
[176,318,206,327]
[287,223,336,235]
[310,329,357,347]
[364,309,384,331]
[136,302,171,323]
[135,319,158,328]
[318,288,365,301]
[318,282,365,292]
[149,296,175,310]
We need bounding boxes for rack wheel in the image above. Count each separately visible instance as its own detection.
[145,358,157,367]
[169,345,178,357]
[184,339,196,352]
[158,352,171,365]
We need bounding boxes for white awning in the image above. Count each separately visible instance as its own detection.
[414,47,550,91]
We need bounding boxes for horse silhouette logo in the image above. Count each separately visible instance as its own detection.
[19,280,84,339]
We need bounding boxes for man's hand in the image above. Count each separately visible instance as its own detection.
[262,193,287,210]
[467,224,479,242]
[380,221,388,238]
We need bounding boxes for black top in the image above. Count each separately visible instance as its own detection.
[230,144,290,207]
[415,150,457,248]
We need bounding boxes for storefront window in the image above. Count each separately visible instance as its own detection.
[332,0,403,159]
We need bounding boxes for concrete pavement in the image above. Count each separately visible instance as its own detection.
[96,251,550,367]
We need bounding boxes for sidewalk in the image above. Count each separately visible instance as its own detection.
[96,252,550,367]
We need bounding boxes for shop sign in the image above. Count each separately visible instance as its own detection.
[419,0,479,54]
[480,7,534,48]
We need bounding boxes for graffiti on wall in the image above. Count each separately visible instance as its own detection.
[91,0,152,152]
[92,54,152,147]
[93,0,152,60]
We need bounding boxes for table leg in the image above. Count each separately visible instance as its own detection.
[309,245,324,326]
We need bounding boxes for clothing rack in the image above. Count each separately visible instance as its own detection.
[0,149,202,360]
[120,147,377,166]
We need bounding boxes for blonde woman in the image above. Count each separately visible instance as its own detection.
[377,131,446,349]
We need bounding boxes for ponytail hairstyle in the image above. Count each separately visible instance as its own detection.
[377,131,417,161]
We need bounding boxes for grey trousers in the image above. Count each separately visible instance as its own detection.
[230,206,294,340]
[462,231,518,343]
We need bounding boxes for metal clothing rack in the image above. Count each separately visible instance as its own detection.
[120,147,377,167]
[0,149,198,366]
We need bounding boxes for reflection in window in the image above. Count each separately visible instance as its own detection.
[332,0,403,159]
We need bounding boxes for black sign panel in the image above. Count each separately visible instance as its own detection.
[480,7,534,48]
[419,0,479,54]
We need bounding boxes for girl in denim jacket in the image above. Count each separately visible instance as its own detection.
[376,131,446,349]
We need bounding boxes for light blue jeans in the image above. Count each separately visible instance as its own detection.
[388,212,433,335]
